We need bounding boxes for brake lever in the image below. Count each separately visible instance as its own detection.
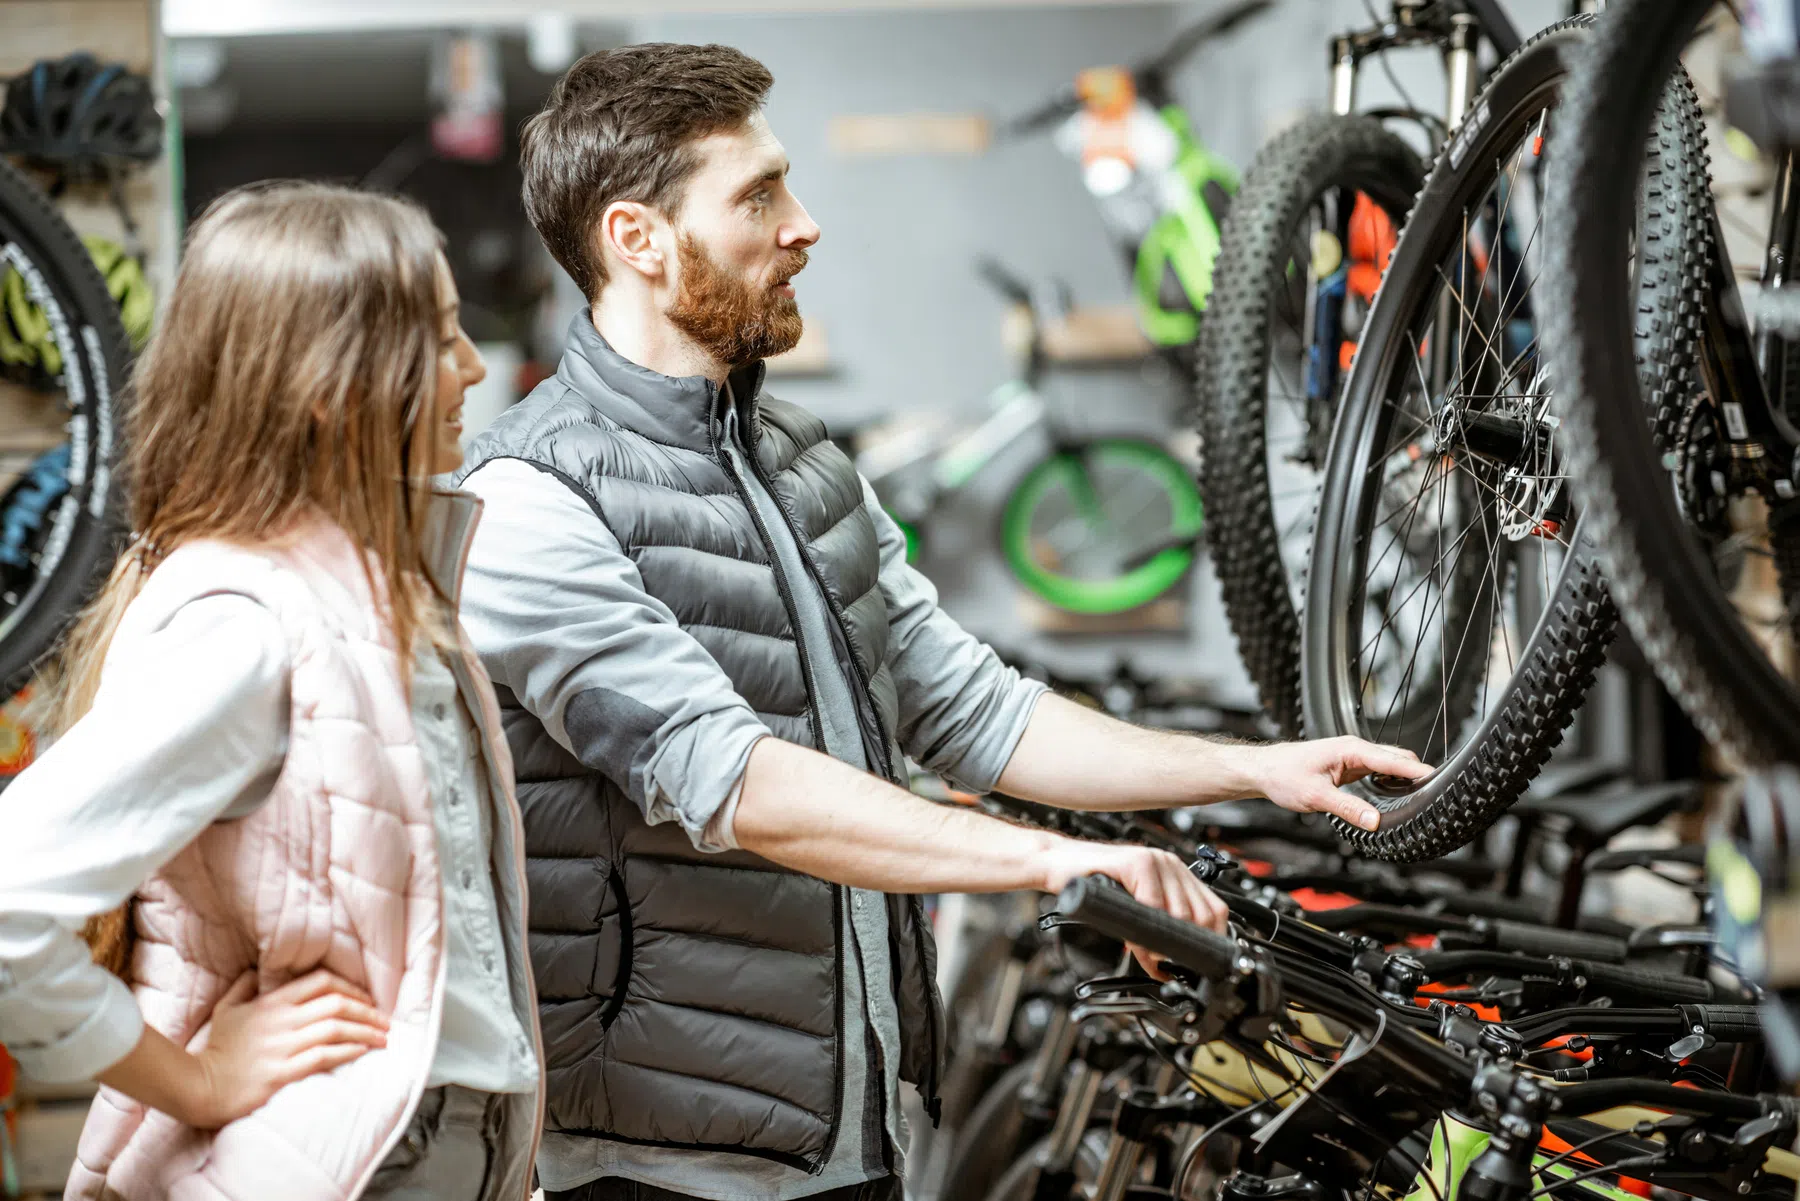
[1070,995,1183,1024]
[1075,975,1163,1001]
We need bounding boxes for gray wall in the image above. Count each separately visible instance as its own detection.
[564,1,1570,700]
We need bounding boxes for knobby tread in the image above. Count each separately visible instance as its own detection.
[0,156,132,696]
[1304,17,1711,862]
[1197,114,1423,736]
[1544,0,1800,764]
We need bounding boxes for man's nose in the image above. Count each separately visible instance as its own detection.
[782,198,821,250]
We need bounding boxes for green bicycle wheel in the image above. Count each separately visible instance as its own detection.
[1000,439,1203,615]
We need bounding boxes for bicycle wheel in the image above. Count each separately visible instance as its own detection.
[1543,0,1800,763]
[1000,438,1203,615]
[0,158,131,697]
[937,1059,1037,1201]
[1198,113,1424,736]
[1300,18,1713,862]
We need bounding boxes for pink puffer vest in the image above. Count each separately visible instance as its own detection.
[63,506,541,1201]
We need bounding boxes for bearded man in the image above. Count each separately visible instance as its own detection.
[456,42,1428,1201]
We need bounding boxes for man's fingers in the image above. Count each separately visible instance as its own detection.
[1318,789,1381,831]
[1151,856,1193,924]
[1195,884,1229,933]
[1344,740,1433,781]
[1129,944,1169,981]
[1124,861,1167,914]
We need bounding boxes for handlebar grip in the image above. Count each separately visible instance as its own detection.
[1685,1005,1766,1041]
[1489,920,1628,963]
[1055,874,1240,980]
[1575,960,1714,1004]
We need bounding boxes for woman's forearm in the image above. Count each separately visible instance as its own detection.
[96,1025,212,1125]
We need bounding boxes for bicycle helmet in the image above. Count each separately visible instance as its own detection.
[0,53,163,171]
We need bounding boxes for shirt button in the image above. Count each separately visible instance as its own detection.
[484,954,496,973]
[461,869,474,889]
[434,703,447,720]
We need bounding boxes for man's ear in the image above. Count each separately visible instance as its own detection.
[596,200,669,285]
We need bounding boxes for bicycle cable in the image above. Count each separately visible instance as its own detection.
[1361,0,1424,119]
[1526,1152,1669,1200]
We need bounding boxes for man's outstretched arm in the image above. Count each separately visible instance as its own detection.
[732,735,1229,969]
[995,692,1433,832]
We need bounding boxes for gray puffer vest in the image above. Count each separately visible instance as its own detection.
[456,318,943,1173]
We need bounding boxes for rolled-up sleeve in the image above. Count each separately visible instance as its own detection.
[0,594,289,1082]
[864,478,1047,793]
[459,459,770,850]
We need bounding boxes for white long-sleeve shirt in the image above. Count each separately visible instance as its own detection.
[0,592,538,1095]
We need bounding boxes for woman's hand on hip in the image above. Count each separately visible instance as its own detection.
[187,968,390,1128]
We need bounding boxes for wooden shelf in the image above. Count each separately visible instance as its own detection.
[827,113,991,158]
[1018,592,1187,635]
[1002,303,1154,365]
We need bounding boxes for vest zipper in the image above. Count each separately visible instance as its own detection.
[709,404,846,1174]
[739,418,944,1120]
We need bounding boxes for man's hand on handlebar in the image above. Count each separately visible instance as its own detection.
[1042,841,1227,977]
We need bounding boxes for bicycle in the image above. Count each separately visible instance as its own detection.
[856,259,1204,616]
[1288,16,1715,862]
[1539,0,1800,764]
[1001,0,1270,356]
[1010,873,1795,1201]
[1198,0,1542,736]
[931,794,1719,1199]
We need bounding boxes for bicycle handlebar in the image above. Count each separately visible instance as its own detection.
[1050,880,1786,1138]
[1055,874,1243,979]
[1002,0,1272,138]
[1142,0,1274,86]
[1484,918,1630,963]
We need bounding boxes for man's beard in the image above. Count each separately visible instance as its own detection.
[666,233,807,369]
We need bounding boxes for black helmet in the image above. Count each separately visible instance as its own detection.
[0,53,163,171]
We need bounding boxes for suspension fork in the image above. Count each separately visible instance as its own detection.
[1020,1001,1082,1123]
[1088,1060,1184,1201]
[1331,33,1359,117]
[1444,13,1480,132]
[1029,1044,1107,1201]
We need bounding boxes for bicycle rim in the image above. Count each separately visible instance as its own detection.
[1001,439,1202,615]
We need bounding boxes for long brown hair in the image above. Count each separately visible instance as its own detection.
[50,182,452,970]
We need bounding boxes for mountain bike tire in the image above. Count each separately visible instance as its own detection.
[1300,18,1712,862]
[1543,0,1800,763]
[0,157,131,699]
[1197,113,1424,736]
[1000,438,1203,615]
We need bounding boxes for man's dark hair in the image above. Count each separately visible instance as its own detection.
[521,43,774,301]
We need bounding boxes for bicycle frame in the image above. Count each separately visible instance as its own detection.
[1699,153,1800,495]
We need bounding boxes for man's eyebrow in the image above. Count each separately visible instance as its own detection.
[737,159,790,195]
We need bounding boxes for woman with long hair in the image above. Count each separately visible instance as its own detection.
[0,181,542,1200]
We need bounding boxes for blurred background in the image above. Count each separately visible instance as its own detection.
[2,0,1779,1194]
[146,0,1574,709]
